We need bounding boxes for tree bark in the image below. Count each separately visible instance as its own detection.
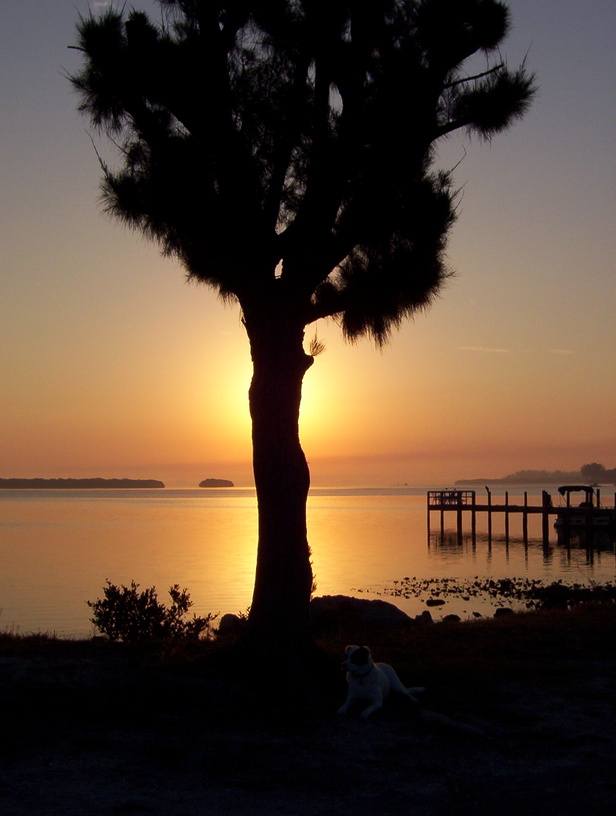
[242,298,315,669]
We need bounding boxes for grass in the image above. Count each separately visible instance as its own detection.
[3,575,615,691]
[2,601,614,678]
[321,602,615,675]
[0,630,59,650]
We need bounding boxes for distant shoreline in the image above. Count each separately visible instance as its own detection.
[455,465,616,486]
[0,478,165,489]
[455,478,573,485]
[456,479,615,487]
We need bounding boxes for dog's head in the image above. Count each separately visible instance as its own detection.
[342,645,374,676]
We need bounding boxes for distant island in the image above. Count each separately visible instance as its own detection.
[198,478,234,488]
[0,478,165,489]
[455,463,616,486]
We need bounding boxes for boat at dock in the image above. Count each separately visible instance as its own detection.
[553,485,615,531]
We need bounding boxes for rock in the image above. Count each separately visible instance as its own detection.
[415,610,434,624]
[443,614,461,623]
[494,607,514,617]
[426,598,446,607]
[309,595,413,634]
[217,613,245,638]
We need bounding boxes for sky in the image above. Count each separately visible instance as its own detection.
[1,0,615,487]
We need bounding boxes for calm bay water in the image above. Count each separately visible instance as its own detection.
[1,486,614,637]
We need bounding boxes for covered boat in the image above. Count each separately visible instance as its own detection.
[554,485,615,531]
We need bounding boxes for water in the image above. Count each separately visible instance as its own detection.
[1,486,614,637]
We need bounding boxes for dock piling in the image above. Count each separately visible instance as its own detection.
[426,487,615,547]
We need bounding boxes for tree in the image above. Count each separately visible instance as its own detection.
[580,463,607,483]
[70,0,535,668]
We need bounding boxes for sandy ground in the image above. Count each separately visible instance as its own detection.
[1,628,615,816]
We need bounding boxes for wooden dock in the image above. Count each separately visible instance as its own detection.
[427,487,616,544]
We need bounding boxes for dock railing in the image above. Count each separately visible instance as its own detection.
[428,490,476,507]
[427,490,477,538]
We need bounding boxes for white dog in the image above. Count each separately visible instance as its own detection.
[338,645,424,718]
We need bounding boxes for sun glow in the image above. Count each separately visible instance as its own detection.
[203,352,253,455]
[298,348,361,457]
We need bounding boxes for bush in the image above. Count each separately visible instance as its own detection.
[87,580,217,643]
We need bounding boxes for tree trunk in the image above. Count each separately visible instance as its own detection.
[242,300,315,670]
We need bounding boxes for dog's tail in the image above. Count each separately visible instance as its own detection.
[407,686,426,702]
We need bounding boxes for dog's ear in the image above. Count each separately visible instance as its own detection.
[345,645,357,654]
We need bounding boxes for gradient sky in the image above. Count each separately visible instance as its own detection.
[1,1,615,487]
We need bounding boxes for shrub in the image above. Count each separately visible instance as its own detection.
[87,580,217,643]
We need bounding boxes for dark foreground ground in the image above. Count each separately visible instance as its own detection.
[1,606,615,816]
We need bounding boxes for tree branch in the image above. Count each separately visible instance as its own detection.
[433,116,473,139]
[187,10,263,226]
[289,52,334,234]
[262,49,312,232]
[444,63,504,89]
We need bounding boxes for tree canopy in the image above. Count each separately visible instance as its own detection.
[71,0,535,345]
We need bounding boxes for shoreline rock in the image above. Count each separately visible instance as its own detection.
[309,594,414,633]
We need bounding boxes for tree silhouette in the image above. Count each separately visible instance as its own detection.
[70,0,535,667]
[580,463,607,483]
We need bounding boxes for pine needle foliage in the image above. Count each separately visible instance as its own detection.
[70,0,535,346]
